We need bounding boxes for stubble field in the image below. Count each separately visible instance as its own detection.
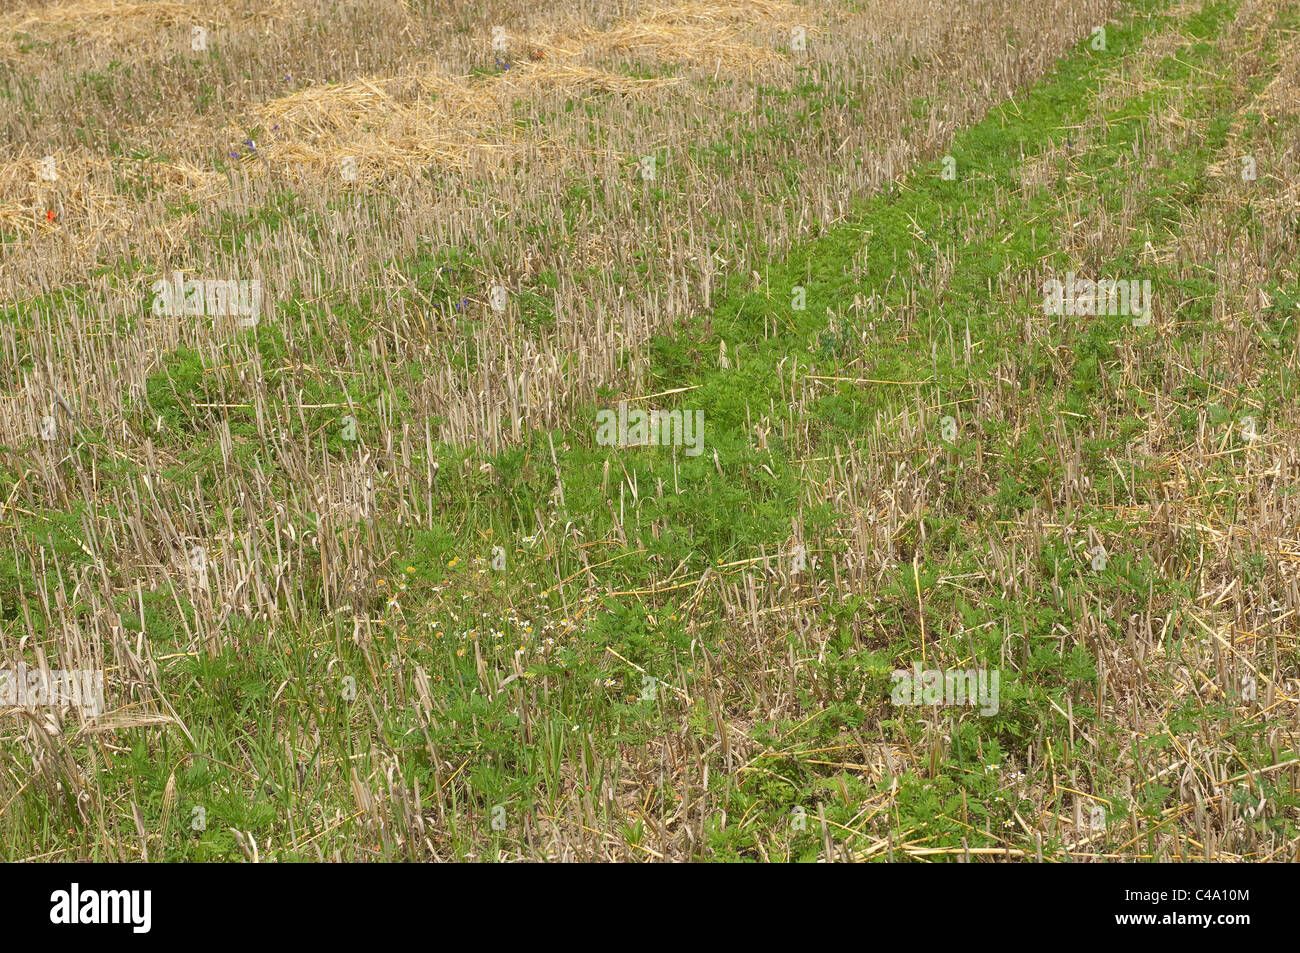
[1,0,1299,862]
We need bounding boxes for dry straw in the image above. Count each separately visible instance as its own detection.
[0,148,222,245]
[243,64,678,182]
[0,1,190,67]
[0,0,315,34]
[0,0,198,43]
[559,0,811,72]
[236,0,820,183]
[0,0,344,60]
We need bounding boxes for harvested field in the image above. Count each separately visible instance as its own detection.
[1,0,1298,887]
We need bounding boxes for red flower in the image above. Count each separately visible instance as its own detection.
[45,209,56,222]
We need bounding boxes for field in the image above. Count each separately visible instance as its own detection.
[1,0,1298,862]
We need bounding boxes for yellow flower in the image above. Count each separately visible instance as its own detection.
[406,566,415,573]
[447,557,460,568]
